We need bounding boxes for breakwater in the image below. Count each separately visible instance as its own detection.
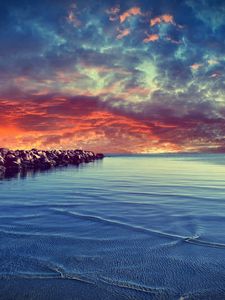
[0,148,104,175]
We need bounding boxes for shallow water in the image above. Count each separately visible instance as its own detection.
[0,154,225,299]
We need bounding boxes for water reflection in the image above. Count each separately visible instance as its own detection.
[0,167,61,181]
[0,159,103,181]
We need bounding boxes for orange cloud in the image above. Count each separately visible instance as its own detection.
[0,96,183,153]
[150,16,161,27]
[150,14,175,27]
[143,33,159,43]
[161,14,174,24]
[0,102,153,153]
[119,7,142,23]
[116,28,131,40]
[1,92,219,154]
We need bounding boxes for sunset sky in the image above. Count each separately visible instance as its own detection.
[0,0,225,153]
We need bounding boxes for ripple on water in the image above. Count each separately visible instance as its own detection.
[0,155,225,299]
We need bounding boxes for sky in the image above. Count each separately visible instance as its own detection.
[0,0,225,153]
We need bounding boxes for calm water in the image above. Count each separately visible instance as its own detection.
[0,154,225,300]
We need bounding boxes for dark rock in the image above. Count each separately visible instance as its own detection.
[0,155,4,166]
[0,165,6,174]
[4,154,22,171]
[0,148,9,157]
[0,148,104,177]
[96,153,104,159]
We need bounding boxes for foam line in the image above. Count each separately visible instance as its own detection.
[52,209,225,249]
[184,237,225,249]
[99,276,175,296]
[51,209,189,240]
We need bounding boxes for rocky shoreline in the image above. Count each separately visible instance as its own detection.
[0,148,104,175]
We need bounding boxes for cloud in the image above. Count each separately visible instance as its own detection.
[190,63,203,70]
[0,94,156,153]
[119,7,142,23]
[208,59,219,65]
[150,14,175,27]
[143,34,159,43]
[0,0,225,153]
[116,28,131,40]
[210,72,221,78]
[106,6,120,15]
[165,36,182,45]
[66,2,82,27]
[106,5,120,21]
[67,11,81,27]
[1,84,225,153]
[186,0,225,31]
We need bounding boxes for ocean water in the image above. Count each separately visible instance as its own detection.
[0,154,225,300]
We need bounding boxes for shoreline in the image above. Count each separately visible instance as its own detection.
[0,148,104,175]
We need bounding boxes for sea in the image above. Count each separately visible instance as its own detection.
[0,154,225,300]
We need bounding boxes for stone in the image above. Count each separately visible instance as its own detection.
[0,148,9,157]
[0,155,4,166]
[96,153,104,159]
[0,148,104,177]
[0,165,6,174]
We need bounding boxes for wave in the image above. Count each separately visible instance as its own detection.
[0,272,94,285]
[99,275,176,296]
[0,260,175,297]
[179,289,225,300]
[0,214,47,221]
[1,208,225,250]
[184,236,225,249]
[0,228,109,242]
[51,209,225,249]
[51,208,190,239]
[0,258,94,285]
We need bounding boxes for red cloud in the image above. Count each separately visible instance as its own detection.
[1,92,224,153]
[0,95,181,153]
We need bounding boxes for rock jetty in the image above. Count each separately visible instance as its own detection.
[0,148,104,175]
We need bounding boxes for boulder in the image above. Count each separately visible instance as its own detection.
[96,153,104,159]
[0,155,4,166]
[0,148,104,177]
[5,154,21,171]
[0,165,6,174]
[0,148,9,157]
